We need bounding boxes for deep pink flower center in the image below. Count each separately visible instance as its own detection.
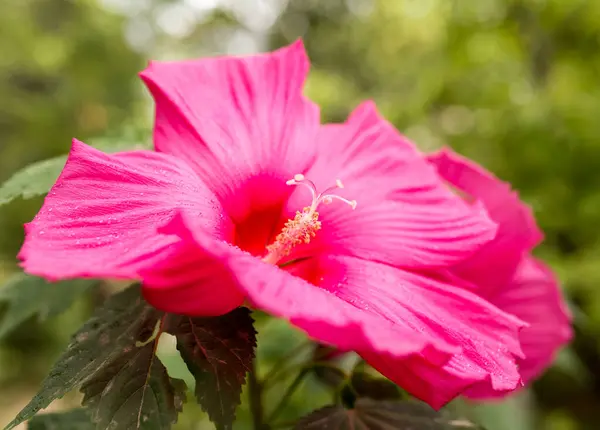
[232,174,356,266]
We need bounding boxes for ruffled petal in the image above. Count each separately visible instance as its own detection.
[145,212,458,368]
[140,40,320,222]
[281,103,498,269]
[466,257,572,399]
[19,139,233,283]
[297,199,497,269]
[311,255,525,408]
[150,212,524,408]
[301,101,433,201]
[427,148,543,294]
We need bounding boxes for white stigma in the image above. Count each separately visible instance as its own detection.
[286,174,357,213]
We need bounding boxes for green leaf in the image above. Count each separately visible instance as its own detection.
[81,332,186,429]
[4,284,161,430]
[294,399,485,430]
[349,371,402,401]
[167,308,257,430]
[310,345,348,389]
[0,138,150,206]
[0,274,96,339]
[312,364,347,389]
[27,409,94,430]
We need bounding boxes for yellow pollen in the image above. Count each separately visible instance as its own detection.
[265,207,321,260]
[263,174,356,265]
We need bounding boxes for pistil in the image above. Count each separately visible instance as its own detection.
[263,174,356,265]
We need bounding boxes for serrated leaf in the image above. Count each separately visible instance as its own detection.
[0,138,150,206]
[167,308,256,430]
[294,399,485,430]
[4,284,160,430]
[0,274,96,339]
[81,333,186,430]
[27,409,94,430]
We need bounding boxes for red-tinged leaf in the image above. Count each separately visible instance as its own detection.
[4,284,188,430]
[166,308,256,430]
[81,335,186,430]
[294,399,485,430]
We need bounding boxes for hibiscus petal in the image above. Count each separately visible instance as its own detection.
[19,139,234,283]
[141,226,246,316]
[145,212,459,368]
[153,212,524,408]
[140,40,320,221]
[466,256,572,399]
[282,102,498,269]
[427,148,543,294]
[301,101,430,199]
[312,255,525,408]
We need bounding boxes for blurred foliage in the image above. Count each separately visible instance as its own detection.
[1,0,600,429]
[0,0,145,258]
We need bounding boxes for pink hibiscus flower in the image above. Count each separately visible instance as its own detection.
[19,41,527,408]
[428,148,573,398]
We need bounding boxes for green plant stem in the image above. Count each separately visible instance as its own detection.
[266,369,309,424]
[248,360,264,430]
[266,360,345,390]
[263,340,312,383]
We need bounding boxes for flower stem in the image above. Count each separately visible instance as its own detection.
[266,369,309,424]
[248,360,264,430]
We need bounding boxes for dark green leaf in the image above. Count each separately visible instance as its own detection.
[167,308,256,430]
[294,399,485,430]
[311,344,348,388]
[81,334,186,429]
[312,364,347,389]
[27,409,94,430]
[350,372,402,401]
[4,284,160,430]
[0,274,96,339]
[554,347,590,385]
[0,138,149,206]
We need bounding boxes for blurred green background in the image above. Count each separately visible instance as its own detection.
[0,0,599,429]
